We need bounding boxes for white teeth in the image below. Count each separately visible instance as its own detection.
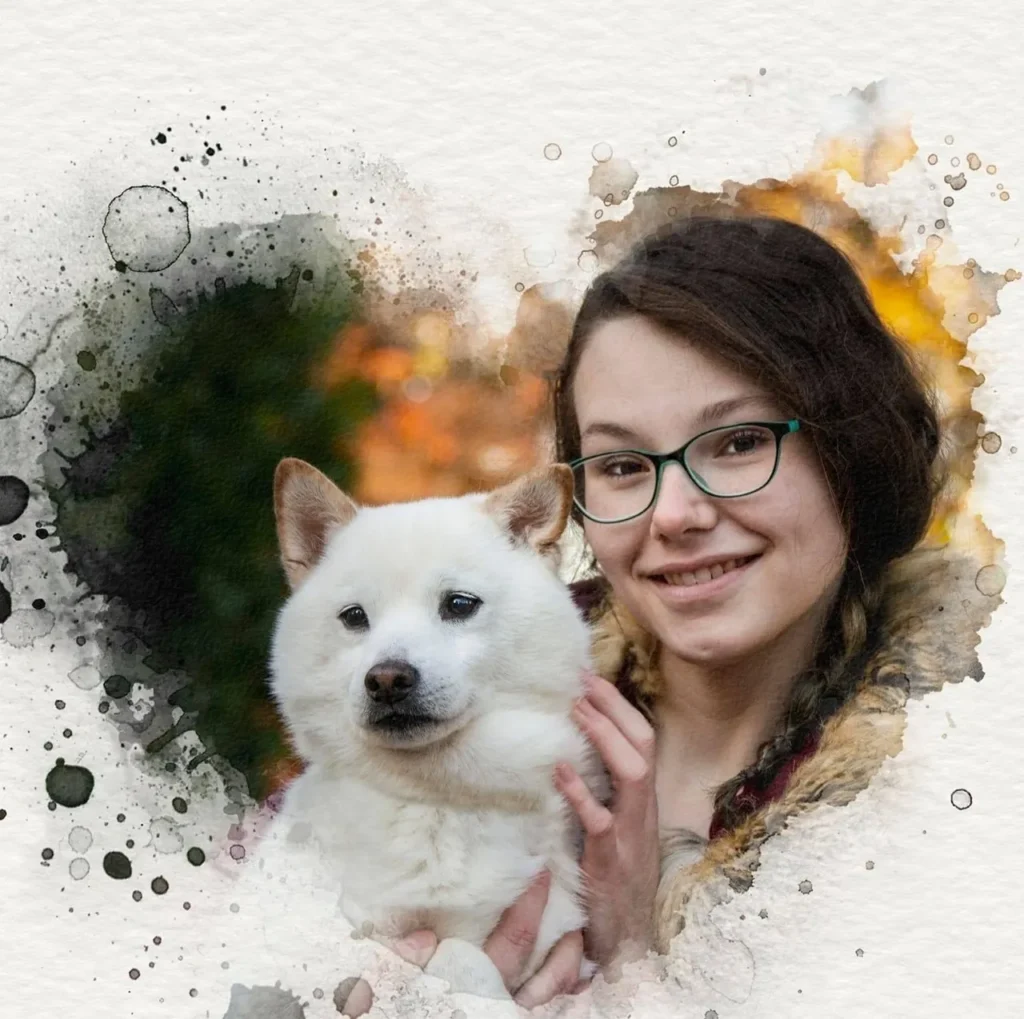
[660,557,751,588]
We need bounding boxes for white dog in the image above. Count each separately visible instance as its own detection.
[268,458,603,1000]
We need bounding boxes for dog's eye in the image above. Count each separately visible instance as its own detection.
[439,591,482,622]
[338,605,370,631]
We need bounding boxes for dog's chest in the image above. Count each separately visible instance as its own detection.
[296,777,565,941]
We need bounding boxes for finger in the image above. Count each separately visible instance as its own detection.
[514,929,586,1009]
[483,869,550,989]
[582,672,656,758]
[554,761,614,838]
[388,929,438,967]
[573,698,650,787]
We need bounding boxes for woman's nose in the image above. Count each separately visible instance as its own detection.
[649,462,718,538]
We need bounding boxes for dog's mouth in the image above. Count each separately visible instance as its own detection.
[367,711,441,734]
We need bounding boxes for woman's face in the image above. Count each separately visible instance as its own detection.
[573,315,848,666]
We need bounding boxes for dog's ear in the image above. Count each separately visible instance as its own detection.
[483,464,574,563]
[274,458,358,589]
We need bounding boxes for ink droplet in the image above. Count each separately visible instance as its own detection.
[865,860,875,870]
[669,174,679,186]
[171,796,187,814]
[102,851,132,880]
[42,847,54,860]
[186,847,205,866]
[967,153,981,171]
[951,788,973,810]
[927,154,938,165]
[151,876,169,895]
[543,143,561,161]
[981,431,1002,454]
[103,674,131,699]
[975,564,1006,597]
[577,250,599,273]
[667,136,678,146]
[335,977,373,1016]
[591,142,613,163]
[798,879,813,894]
[69,857,89,880]
[944,134,954,145]
[855,948,864,957]
[45,759,94,808]
[229,844,246,860]
[132,890,143,902]
[0,476,30,526]
[68,826,93,853]
[129,968,140,980]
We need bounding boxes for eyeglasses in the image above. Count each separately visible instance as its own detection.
[569,420,800,524]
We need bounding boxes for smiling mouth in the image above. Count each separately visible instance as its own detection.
[367,712,441,734]
[651,554,760,588]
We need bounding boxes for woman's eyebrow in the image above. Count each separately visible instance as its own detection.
[580,395,769,446]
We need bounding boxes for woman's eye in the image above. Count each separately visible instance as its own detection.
[601,457,647,477]
[338,605,370,631]
[722,429,766,455]
[439,591,483,622]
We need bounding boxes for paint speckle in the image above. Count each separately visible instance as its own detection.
[591,142,613,163]
[229,844,246,860]
[41,847,54,861]
[759,67,766,75]
[69,664,103,691]
[76,350,97,372]
[102,850,132,880]
[69,857,90,880]
[987,164,997,175]
[798,879,813,894]
[951,788,973,810]
[856,948,864,957]
[45,759,94,808]
[944,134,954,145]
[981,431,1002,454]
[171,796,188,814]
[927,154,938,165]
[335,977,373,1017]
[149,817,185,854]
[0,357,36,419]
[866,860,875,870]
[0,583,10,624]
[705,1011,719,1019]
[129,968,140,980]
[967,153,981,170]
[946,173,967,191]
[975,564,1006,597]
[577,250,599,273]
[151,876,169,895]
[668,136,678,147]
[1000,191,1011,202]
[543,143,561,161]
[132,890,142,902]
[68,826,93,853]
[0,476,30,525]
[669,174,679,186]
[186,847,205,866]
[588,158,639,207]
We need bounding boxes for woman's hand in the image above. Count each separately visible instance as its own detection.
[380,870,589,1010]
[555,671,660,973]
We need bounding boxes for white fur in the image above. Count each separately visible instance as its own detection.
[268,493,603,999]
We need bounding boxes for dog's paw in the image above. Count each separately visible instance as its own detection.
[423,938,510,1000]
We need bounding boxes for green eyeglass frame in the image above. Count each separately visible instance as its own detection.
[568,419,801,524]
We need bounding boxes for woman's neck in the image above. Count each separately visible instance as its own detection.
[652,607,826,836]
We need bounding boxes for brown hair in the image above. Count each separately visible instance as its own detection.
[553,215,941,830]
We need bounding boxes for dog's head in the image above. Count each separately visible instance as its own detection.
[269,458,588,768]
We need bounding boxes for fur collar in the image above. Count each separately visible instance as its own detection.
[579,544,1002,953]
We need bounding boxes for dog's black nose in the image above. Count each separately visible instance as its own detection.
[364,660,420,704]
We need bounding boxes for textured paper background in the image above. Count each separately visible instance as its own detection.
[1,2,1021,1017]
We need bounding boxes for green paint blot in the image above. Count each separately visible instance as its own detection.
[77,350,97,371]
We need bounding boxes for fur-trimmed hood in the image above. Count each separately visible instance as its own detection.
[576,544,1002,954]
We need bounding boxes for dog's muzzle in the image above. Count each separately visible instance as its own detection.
[362,659,438,735]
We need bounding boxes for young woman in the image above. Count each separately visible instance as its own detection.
[347,215,996,1013]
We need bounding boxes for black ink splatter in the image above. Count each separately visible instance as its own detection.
[172,797,187,814]
[186,847,205,866]
[45,759,95,808]
[0,476,30,524]
[102,850,132,879]
[150,876,169,895]
[0,583,10,624]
